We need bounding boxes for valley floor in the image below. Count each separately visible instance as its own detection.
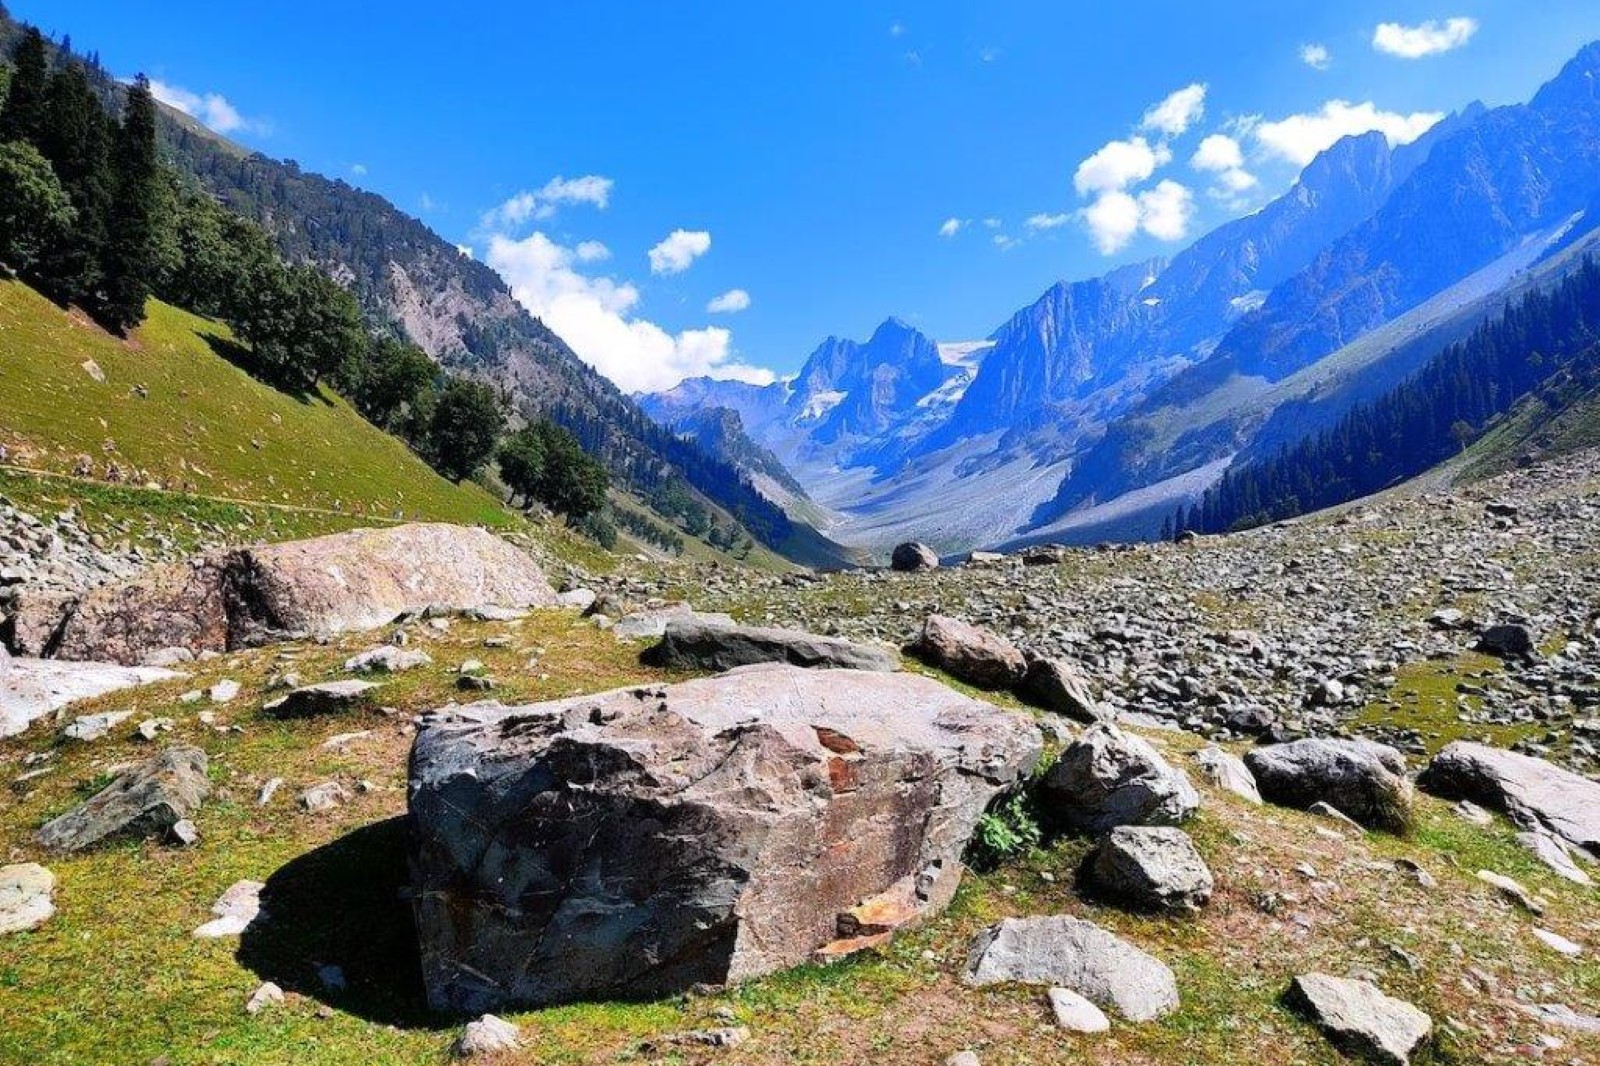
[2,452,1600,1064]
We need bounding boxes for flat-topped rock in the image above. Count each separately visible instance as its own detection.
[263,680,381,718]
[53,523,556,665]
[1287,974,1432,1065]
[963,915,1179,1022]
[1418,741,1600,857]
[1,658,178,738]
[1084,826,1213,913]
[37,746,210,852]
[407,664,1041,1014]
[641,619,898,673]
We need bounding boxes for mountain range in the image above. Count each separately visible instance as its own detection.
[645,42,1600,559]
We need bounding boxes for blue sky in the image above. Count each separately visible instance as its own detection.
[18,1,1600,392]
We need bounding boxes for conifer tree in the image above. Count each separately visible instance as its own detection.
[0,28,49,145]
[36,61,112,305]
[100,74,159,332]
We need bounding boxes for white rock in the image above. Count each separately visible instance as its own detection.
[245,981,284,1015]
[61,710,133,742]
[454,1014,521,1057]
[193,880,265,938]
[209,679,241,704]
[1048,986,1111,1033]
[0,863,55,934]
[1533,928,1583,957]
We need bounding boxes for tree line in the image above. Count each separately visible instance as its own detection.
[0,28,616,529]
[1170,258,1600,538]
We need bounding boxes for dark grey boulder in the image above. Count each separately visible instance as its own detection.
[1287,973,1432,1065]
[1475,623,1536,662]
[263,680,381,718]
[890,542,939,572]
[962,915,1179,1021]
[407,663,1040,1014]
[1018,654,1109,722]
[1245,738,1413,833]
[641,620,898,673]
[1041,723,1199,834]
[37,746,210,852]
[1418,741,1600,857]
[1084,826,1213,913]
[907,614,1027,689]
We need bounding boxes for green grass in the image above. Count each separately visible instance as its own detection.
[1353,653,1551,755]
[0,281,506,526]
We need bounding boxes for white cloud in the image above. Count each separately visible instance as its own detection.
[456,245,474,259]
[1137,180,1195,242]
[350,163,368,177]
[1083,192,1141,254]
[980,46,1001,63]
[1074,136,1172,196]
[992,233,1021,250]
[707,288,752,313]
[1141,83,1207,137]
[1301,43,1332,70]
[575,240,610,262]
[487,232,772,393]
[1373,18,1478,59]
[647,229,712,275]
[1190,134,1258,198]
[1081,182,1195,254]
[1253,100,1444,166]
[1024,212,1071,232]
[480,175,614,230]
[890,21,905,37]
[148,79,260,135]
[938,217,966,238]
[982,217,1003,229]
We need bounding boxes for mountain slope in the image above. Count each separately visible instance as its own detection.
[0,279,506,525]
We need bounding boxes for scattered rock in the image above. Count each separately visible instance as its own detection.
[193,880,265,938]
[299,782,350,813]
[135,716,174,741]
[1533,927,1583,956]
[1018,654,1107,721]
[1041,723,1199,834]
[1418,741,1600,856]
[0,863,55,934]
[169,818,200,847]
[37,746,210,852]
[454,1014,521,1058]
[407,664,1040,1013]
[610,605,736,642]
[209,679,241,703]
[1245,739,1413,833]
[1477,869,1544,915]
[1286,973,1432,1065]
[1083,826,1213,913]
[1192,746,1262,804]
[343,646,432,673]
[245,982,284,1015]
[890,542,940,572]
[640,619,898,673]
[963,915,1180,1021]
[907,615,1027,689]
[263,680,381,718]
[1475,623,1536,662]
[61,709,134,742]
[1516,830,1593,885]
[2,658,176,739]
[1048,986,1111,1033]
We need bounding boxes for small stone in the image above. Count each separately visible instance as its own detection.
[299,782,350,813]
[209,679,241,704]
[946,1053,981,1066]
[1533,928,1583,957]
[193,880,265,938]
[62,710,133,742]
[1477,869,1544,915]
[245,982,284,1015]
[454,1014,521,1057]
[1048,986,1111,1033]
[257,778,283,806]
[169,819,200,847]
[0,863,56,934]
[264,681,381,718]
[135,717,174,741]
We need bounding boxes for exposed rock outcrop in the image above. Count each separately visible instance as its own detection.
[640,620,898,673]
[52,524,556,665]
[407,664,1041,1013]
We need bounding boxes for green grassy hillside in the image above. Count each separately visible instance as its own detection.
[0,280,505,526]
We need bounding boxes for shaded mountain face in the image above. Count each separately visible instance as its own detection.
[659,406,809,499]
[790,318,953,442]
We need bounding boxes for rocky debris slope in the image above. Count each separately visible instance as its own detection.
[406,663,1041,1013]
[652,449,1600,775]
[51,523,556,665]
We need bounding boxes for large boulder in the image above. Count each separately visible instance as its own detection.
[962,915,1179,1021]
[1287,974,1432,1065]
[641,620,898,673]
[890,542,940,572]
[407,664,1041,1014]
[1083,826,1213,913]
[3,588,78,656]
[53,524,556,665]
[1041,723,1199,834]
[1017,655,1108,722]
[1245,739,1413,833]
[1418,741,1600,856]
[908,615,1027,689]
[37,746,210,852]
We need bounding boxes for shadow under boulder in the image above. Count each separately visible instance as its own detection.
[236,817,440,1029]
